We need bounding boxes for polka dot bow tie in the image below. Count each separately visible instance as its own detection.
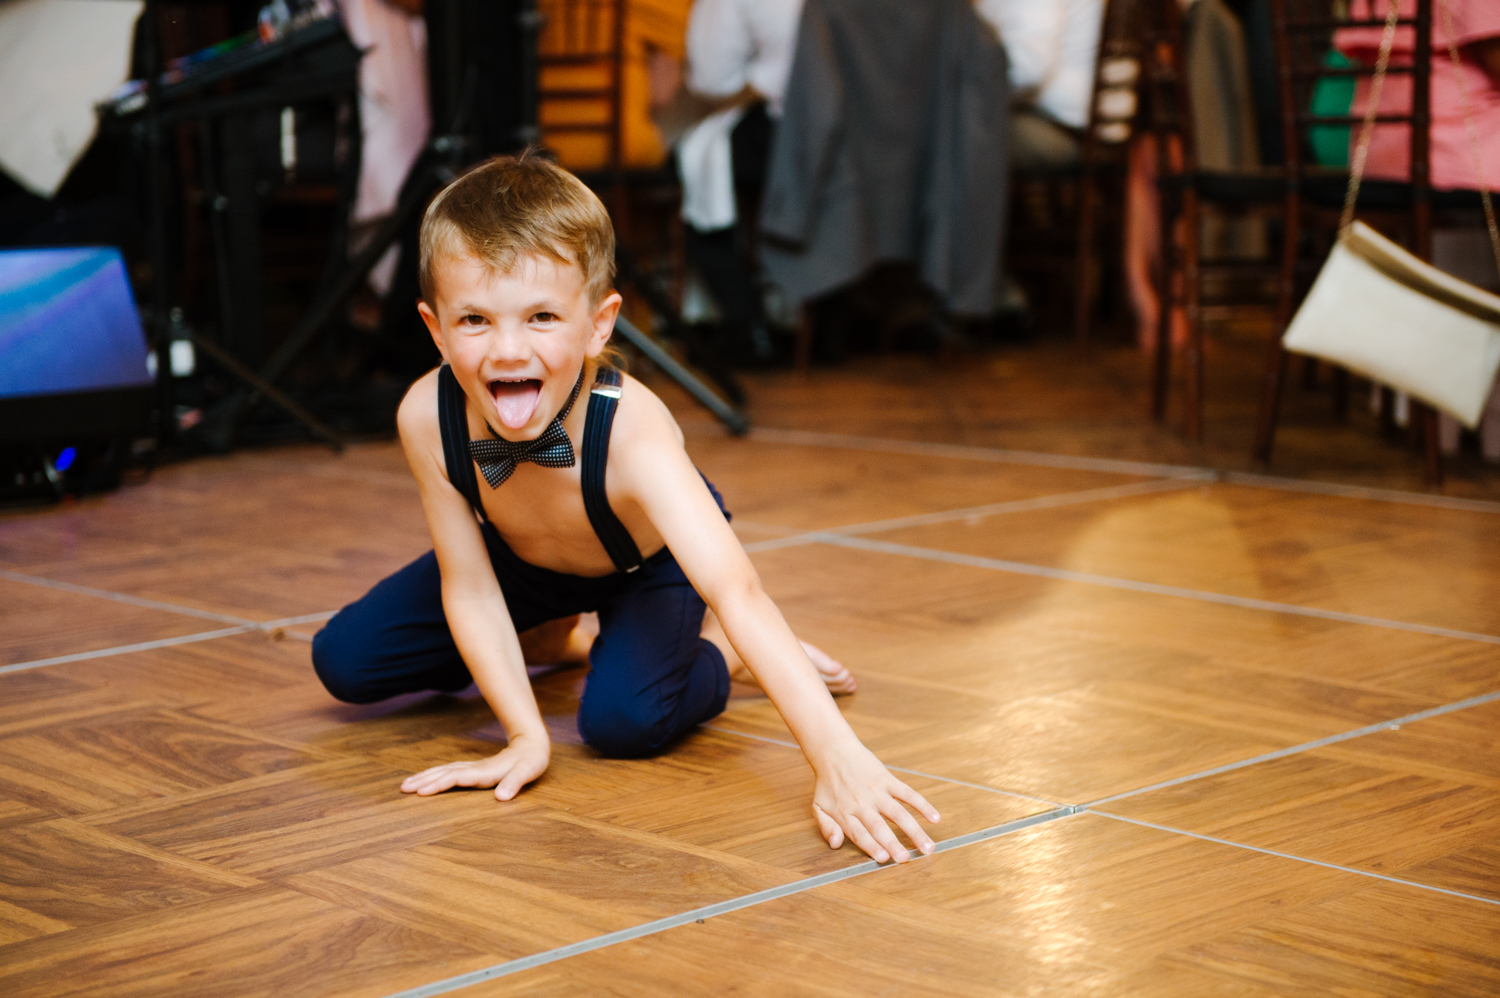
[467,368,584,488]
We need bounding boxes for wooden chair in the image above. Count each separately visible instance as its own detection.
[1108,0,1291,442]
[537,0,627,176]
[1253,0,1446,483]
[1074,0,1155,353]
[1075,0,1259,442]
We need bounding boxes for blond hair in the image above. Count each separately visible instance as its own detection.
[418,153,617,306]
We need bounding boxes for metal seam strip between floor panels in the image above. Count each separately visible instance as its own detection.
[378,806,1080,998]
[0,569,261,626]
[0,569,337,638]
[0,610,337,675]
[698,724,1067,808]
[708,688,1500,822]
[1086,687,1500,807]
[684,423,1500,515]
[740,477,1208,554]
[793,534,1500,647]
[1087,811,1500,908]
[0,627,257,675]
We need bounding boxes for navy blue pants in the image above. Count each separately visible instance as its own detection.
[311,523,730,758]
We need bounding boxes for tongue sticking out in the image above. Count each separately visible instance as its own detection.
[490,379,542,431]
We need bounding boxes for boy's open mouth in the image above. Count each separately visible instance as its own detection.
[488,377,543,431]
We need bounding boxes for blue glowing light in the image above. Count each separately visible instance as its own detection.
[55,447,77,473]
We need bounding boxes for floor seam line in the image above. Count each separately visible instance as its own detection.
[0,610,337,674]
[1086,686,1500,807]
[699,724,1067,807]
[0,627,257,674]
[0,569,261,626]
[375,806,1081,998]
[1087,810,1500,907]
[802,534,1500,646]
[685,423,1500,514]
[740,477,1204,553]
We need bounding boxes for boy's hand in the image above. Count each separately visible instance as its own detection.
[399,733,551,801]
[811,744,940,864]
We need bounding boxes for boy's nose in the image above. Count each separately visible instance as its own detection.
[486,325,533,364]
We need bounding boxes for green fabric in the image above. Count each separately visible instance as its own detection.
[1309,49,1356,167]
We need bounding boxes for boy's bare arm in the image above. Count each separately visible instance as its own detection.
[394,376,551,800]
[614,399,941,863]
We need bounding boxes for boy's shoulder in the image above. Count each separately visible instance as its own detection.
[610,370,686,457]
[396,368,444,477]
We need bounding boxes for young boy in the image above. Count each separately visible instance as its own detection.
[312,155,938,864]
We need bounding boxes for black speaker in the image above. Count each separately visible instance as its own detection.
[0,246,155,502]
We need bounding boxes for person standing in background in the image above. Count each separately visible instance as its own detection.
[338,0,429,299]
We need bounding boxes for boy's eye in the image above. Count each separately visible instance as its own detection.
[531,311,558,324]
[460,314,486,325]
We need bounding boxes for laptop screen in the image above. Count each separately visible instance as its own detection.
[0,247,154,400]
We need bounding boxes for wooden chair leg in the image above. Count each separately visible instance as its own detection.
[1421,402,1444,486]
[794,304,813,373]
[1302,355,1319,390]
[1181,188,1204,442]
[1380,386,1397,438]
[1331,366,1349,421]
[1151,291,1173,422]
[1150,209,1176,424]
[1074,163,1098,352]
[1252,338,1288,464]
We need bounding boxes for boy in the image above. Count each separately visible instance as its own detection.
[312,155,938,864]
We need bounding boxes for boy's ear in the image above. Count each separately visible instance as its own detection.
[416,300,448,362]
[586,291,624,359]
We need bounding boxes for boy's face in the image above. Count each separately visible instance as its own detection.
[419,251,621,441]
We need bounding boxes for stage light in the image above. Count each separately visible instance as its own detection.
[54,447,77,472]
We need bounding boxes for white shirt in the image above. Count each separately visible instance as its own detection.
[974,0,1104,128]
[685,0,804,119]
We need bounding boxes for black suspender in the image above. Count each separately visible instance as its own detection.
[582,366,643,573]
[435,363,643,573]
[438,365,486,521]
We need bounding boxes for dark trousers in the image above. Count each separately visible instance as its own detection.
[311,523,730,759]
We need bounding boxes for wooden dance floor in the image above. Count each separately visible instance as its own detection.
[2,353,1499,996]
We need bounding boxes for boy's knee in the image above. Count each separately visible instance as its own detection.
[577,696,671,759]
[311,623,381,705]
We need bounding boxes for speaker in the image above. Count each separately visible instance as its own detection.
[0,246,155,501]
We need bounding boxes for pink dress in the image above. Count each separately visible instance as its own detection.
[1335,0,1500,191]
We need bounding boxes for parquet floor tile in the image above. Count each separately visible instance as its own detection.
[0,818,258,929]
[1145,881,1500,996]
[2,355,1498,997]
[0,706,321,817]
[469,812,1500,998]
[87,757,513,879]
[45,630,321,707]
[684,435,1155,531]
[1110,701,1500,900]
[288,805,797,961]
[575,736,1046,875]
[872,484,1500,637]
[0,884,495,998]
[0,668,146,740]
[0,578,220,667]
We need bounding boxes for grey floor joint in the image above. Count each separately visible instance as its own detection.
[378,806,1079,998]
[0,610,338,673]
[806,534,1500,647]
[1088,810,1500,907]
[683,423,1500,515]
